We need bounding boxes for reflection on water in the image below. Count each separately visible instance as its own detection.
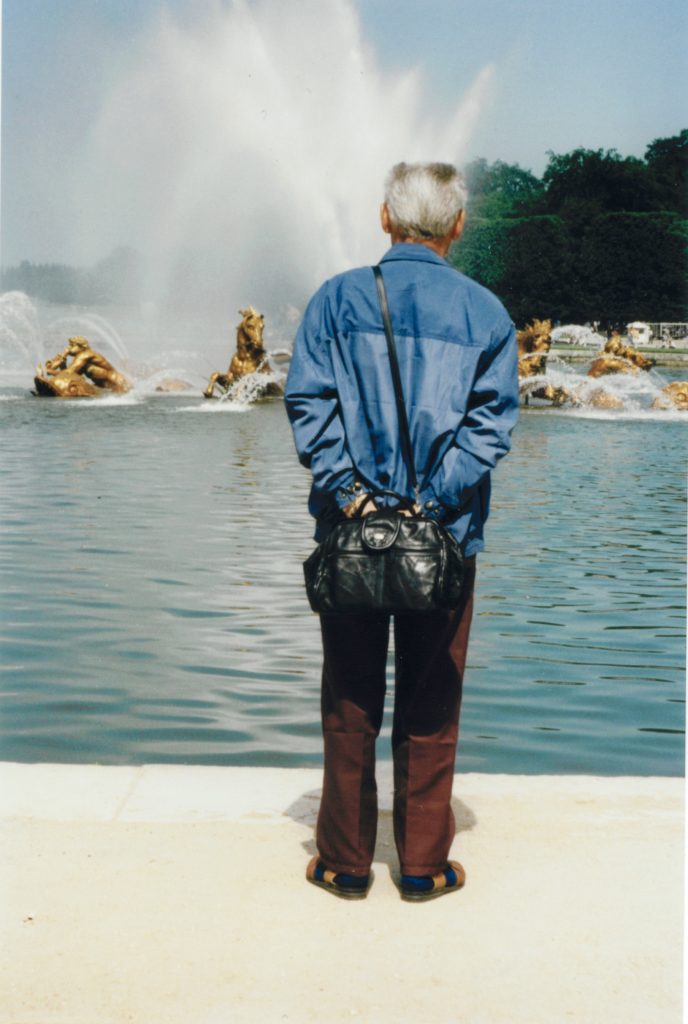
[0,392,685,774]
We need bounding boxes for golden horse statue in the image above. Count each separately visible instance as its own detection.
[587,336,654,378]
[651,381,688,411]
[203,307,282,399]
[33,336,131,397]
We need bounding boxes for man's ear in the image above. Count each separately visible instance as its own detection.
[380,203,392,235]
[451,209,466,241]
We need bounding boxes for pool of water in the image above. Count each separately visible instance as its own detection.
[0,388,685,774]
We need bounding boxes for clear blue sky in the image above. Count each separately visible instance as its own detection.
[1,0,686,268]
[360,0,687,166]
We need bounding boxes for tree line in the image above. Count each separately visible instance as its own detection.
[451,130,687,327]
[1,246,142,307]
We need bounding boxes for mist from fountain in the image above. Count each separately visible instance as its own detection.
[2,0,499,391]
[521,352,685,418]
[47,314,129,362]
[0,292,43,377]
[65,0,494,324]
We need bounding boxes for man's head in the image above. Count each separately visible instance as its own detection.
[381,162,467,253]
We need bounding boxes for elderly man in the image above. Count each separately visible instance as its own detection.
[285,162,519,901]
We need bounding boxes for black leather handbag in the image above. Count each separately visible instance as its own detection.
[302,266,465,615]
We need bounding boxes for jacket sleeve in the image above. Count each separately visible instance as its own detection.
[284,287,358,510]
[421,321,519,512]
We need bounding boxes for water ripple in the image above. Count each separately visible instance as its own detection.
[0,394,684,773]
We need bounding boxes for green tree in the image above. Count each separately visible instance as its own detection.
[453,215,576,323]
[1,247,143,305]
[536,147,665,221]
[463,158,543,219]
[450,218,509,292]
[453,140,687,325]
[579,212,688,322]
[644,130,688,216]
[1,261,89,304]
[496,216,577,324]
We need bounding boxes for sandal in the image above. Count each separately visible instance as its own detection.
[306,856,370,900]
[400,860,466,902]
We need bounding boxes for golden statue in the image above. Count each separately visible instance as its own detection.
[587,336,654,378]
[651,381,688,411]
[203,307,282,399]
[33,336,131,397]
[517,319,575,406]
[517,318,552,378]
[605,335,654,368]
[517,319,632,409]
[586,388,624,410]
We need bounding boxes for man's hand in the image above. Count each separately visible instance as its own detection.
[342,493,377,518]
[343,494,424,519]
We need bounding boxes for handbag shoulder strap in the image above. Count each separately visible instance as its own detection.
[372,265,418,497]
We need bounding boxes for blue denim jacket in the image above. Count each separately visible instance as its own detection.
[285,243,519,555]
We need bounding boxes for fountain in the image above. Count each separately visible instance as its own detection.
[47,313,130,364]
[517,319,572,406]
[2,1,499,403]
[588,336,654,377]
[203,308,283,401]
[51,0,494,324]
[0,292,44,383]
[518,320,682,413]
[0,289,286,405]
[1,3,683,418]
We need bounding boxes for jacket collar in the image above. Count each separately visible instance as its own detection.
[379,242,449,267]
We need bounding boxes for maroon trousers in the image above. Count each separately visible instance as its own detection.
[316,557,476,877]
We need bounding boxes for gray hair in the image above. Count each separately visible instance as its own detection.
[384,162,467,239]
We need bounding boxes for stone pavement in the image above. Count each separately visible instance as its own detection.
[0,763,683,1024]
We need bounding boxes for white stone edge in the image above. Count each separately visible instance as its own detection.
[0,761,683,825]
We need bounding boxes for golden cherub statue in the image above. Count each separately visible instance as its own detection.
[34,336,131,397]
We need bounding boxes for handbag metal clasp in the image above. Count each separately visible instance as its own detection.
[361,513,401,551]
